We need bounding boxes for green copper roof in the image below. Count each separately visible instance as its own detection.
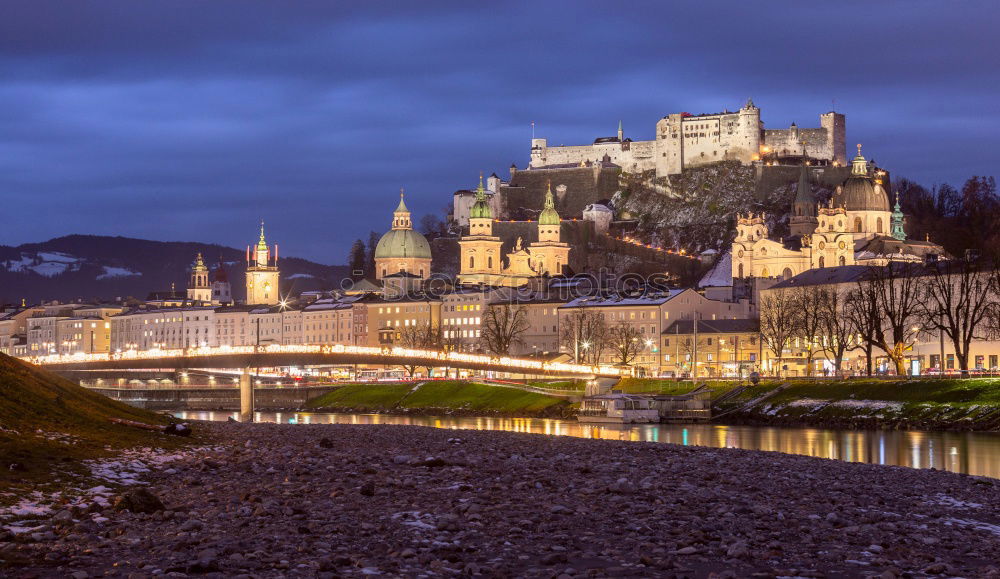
[374,228,432,260]
[470,173,491,219]
[891,191,906,241]
[395,190,409,214]
[256,221,268,251]
[538,182,560,226]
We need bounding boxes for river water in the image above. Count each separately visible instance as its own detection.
[175,411,1000,479]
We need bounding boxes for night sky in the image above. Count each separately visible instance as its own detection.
[1,1,997,264]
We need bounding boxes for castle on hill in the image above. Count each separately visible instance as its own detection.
[529,99,846,176]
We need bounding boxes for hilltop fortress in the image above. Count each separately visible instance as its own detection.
[529,99,846,176]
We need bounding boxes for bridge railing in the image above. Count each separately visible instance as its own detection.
[22,343,626,377]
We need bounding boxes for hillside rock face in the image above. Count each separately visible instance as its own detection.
[0,235,349,303]
[614,162,849,254]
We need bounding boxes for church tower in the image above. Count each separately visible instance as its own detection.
[891,192,906,241]
[245,221,280,305]
[789,164,818,238]
[529,182,570,276]
[458,174,504,285]
[187,253,212,303]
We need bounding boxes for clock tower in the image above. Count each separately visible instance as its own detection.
[245,221,280,305]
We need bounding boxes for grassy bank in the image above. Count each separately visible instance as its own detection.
[305,380,573,417]
[0,354,192,495]
[717,378,1000,431]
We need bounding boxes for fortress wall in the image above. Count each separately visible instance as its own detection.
[763,128,834,160]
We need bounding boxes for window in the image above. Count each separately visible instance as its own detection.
[469,256,475,269]
[818,256,825,268]
[854,217,862,232]
[488,256,493,269]
[839,256,846,266]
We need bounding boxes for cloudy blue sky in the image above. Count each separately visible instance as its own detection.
[1,1,997,263]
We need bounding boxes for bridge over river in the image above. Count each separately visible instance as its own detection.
[26,344,625,420]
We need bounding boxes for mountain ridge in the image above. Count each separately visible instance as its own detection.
[0,234,350,304]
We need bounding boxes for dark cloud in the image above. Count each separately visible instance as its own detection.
[0,1,997,262]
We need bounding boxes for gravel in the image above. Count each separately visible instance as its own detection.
[4,421,1000,577]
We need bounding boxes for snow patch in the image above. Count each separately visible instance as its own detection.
[931,494,983,509]
[698,250,732,288]
[944,517,1000,538]
[97,266,142,280]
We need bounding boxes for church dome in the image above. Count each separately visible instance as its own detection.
[831,145,890,212]
[538,182,561,225]
[374,229,432,260]
[374,190,433,261]
[469,173,492,219]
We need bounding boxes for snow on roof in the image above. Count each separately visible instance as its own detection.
[698,250,732,288]
[560,289,684,308]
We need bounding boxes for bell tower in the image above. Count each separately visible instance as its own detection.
[245,221,280,305]
[187,253,212,303]
[529,182,570,276]
[458,173,504,285]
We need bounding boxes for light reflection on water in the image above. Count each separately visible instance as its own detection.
[175,411,1000,479]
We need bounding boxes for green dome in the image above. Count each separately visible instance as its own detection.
[538,183,560,225]
[374,229,432,260]
[470,173,492,219]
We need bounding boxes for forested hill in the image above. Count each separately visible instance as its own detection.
[0,235,349,304]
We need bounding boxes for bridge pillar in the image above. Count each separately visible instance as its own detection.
[239,368,254,423]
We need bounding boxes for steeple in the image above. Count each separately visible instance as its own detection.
[851,143,868,176]
[617,119,623,142]
[392,188,413,230]
[789,164,818,238]
[254,220,270,267]
[891,191,906,241]
[187,252,211,302]
[469,172,492,220]
[538,181,561,226]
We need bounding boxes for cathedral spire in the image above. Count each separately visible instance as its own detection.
[392,188,412,230]
[538,180,560,226]
[470,171,492,220]
[257,220,267,250]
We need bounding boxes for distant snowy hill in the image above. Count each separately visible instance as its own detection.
[0,235,349,304]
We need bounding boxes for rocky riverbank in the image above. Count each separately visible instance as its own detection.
[4,422,1000,577]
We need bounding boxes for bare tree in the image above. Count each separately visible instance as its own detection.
[560,309,608,365]
[922,259,999,373]
[607,321,643,367]
[792,286,827,376]
[844,282,880,376]
[480,303,530,356]
[397,323,442,377]
[869,264,925,376]
[758,290,798,376]
[817,286,855,376]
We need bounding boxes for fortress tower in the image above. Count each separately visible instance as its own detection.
[245,222,280,305]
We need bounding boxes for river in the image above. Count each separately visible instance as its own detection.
[175,411,1000,479]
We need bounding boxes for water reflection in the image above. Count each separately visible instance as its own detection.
[175,411,1000,479]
